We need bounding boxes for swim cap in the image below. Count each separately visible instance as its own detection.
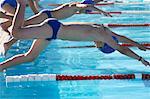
[99,36,118,54]
[81,0,95,13]
[81,0,95,4]
[0,0,17,8]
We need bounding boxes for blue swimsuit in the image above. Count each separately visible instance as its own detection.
[1,0,17,8]
[42,10,61,41]
[99,36,119,54]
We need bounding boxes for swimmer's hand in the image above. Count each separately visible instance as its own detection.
[138,46,147,51]
[138,45,150,51]
[140,58,150,67]
[102,11,112,17]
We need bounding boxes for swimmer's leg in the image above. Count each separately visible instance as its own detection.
[0,11,13,19]
[2,38,17,55]
[0,4,15,55]
[93,24,149,51]
[0,39,50,71]
[12,19,53,39]
[0,3,15,31]
[3,3,49,54]
[0,21,16,56]
[23,11,48,26]
[11,1,52,39]
[2,12,48,54]
[0,20,12,31]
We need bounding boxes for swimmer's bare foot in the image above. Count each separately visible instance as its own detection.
[2,38,18,55]
[0,21,12,35]
[2,38,17,55]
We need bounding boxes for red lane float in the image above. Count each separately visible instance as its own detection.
[61,43,150,49]
[56,74,135,80]
[57,74,150,80]
[6,74,150,83]
[78,11,150,14]
[105,23,150,27]
[121,43,150,47]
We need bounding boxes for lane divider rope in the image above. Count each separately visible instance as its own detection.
[48,2,150,6]
[48,3,114,6]
[121,43,150,47]
[104,23,150,27]
[60,43,150,49]
[76,11,150,14]
[6,74,150,83]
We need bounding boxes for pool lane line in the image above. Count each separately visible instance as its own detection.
[76,11,150,14]
[60,43,150,49]
[48,2,150,6]
[48,2,114,6]
[105,24,150,28]
[5,74,150,83]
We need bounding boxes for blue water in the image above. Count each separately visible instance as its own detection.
[0,0,150,99]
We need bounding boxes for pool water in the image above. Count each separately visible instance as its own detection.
[0,0,150,99]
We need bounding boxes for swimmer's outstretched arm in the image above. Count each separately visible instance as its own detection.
[112,33,150,51]
[104,28,150,51]
[49,2,111,20]
[0,39,50,72]
[101,32,150,66]
[49,3,82,20]
[118,47,150,66]
[77,4,112,17]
